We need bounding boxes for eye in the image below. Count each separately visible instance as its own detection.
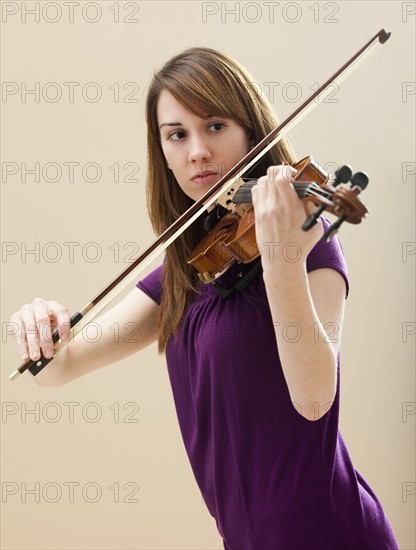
[209,122,226,132]
[167,129,186,142]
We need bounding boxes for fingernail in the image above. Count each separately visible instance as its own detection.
[44,349,53,358]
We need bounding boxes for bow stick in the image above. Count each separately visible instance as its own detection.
[9,28,391,381]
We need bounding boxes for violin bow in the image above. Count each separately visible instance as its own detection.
[9,28,391,381]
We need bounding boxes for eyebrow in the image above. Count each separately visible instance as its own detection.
[159,115,216,130]
[159,122,182,129]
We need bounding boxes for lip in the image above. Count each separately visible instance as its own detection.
[191,171,218,184]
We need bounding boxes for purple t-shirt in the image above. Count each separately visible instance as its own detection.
[137,218,399,550]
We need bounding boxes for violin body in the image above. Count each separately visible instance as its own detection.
[188,156,368,283]
[188,211,241,280]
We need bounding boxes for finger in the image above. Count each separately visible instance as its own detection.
[47,301,71,342]
[304,200,319,215]
[10,313,29,362]
[266,165,284,185]
[281,164,297,183]
[251,175,268,204]
[265,164,295,181]
[275,167,300,206]
[20,304,41,361]
[31,298,56,359]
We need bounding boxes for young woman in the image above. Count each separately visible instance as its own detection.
[11,47,399,549]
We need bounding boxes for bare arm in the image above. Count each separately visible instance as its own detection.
[11,288,160,387]
[263,265,345,421]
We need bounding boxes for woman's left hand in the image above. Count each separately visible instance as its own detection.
[251,165,324,269]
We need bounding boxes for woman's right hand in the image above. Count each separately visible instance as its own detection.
[10,299,71,363]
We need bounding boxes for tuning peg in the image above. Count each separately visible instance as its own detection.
[322,214,347,242]
[302,205,326,231]
[333,164,353,187]
[350,171,369,191]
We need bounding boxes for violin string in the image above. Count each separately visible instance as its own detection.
[237,182,331,199]
[233,187,332,204]
[235,180,333,202]
[239,178,331,195]
[240,170,342,191]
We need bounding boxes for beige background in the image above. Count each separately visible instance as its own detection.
[1,1,415,549]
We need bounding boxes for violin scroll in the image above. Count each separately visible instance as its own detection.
[302,165,370,241]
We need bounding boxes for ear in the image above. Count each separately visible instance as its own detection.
[247,131,255,150]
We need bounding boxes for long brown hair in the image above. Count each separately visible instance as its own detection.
[145,47,296,353]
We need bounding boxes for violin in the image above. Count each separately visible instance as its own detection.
[9,29,391,381]
[188,156,369,283]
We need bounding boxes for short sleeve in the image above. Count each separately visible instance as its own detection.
[136,262,165,305]
[306,217,350,298]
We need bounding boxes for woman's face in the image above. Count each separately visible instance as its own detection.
[157,89,251,203]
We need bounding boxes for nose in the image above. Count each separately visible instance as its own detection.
[188,134,212,163]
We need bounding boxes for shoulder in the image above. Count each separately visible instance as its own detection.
[306,217,349,298]
[136,262,165,305]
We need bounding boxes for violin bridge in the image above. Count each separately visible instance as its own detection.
[216,178,246,212]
